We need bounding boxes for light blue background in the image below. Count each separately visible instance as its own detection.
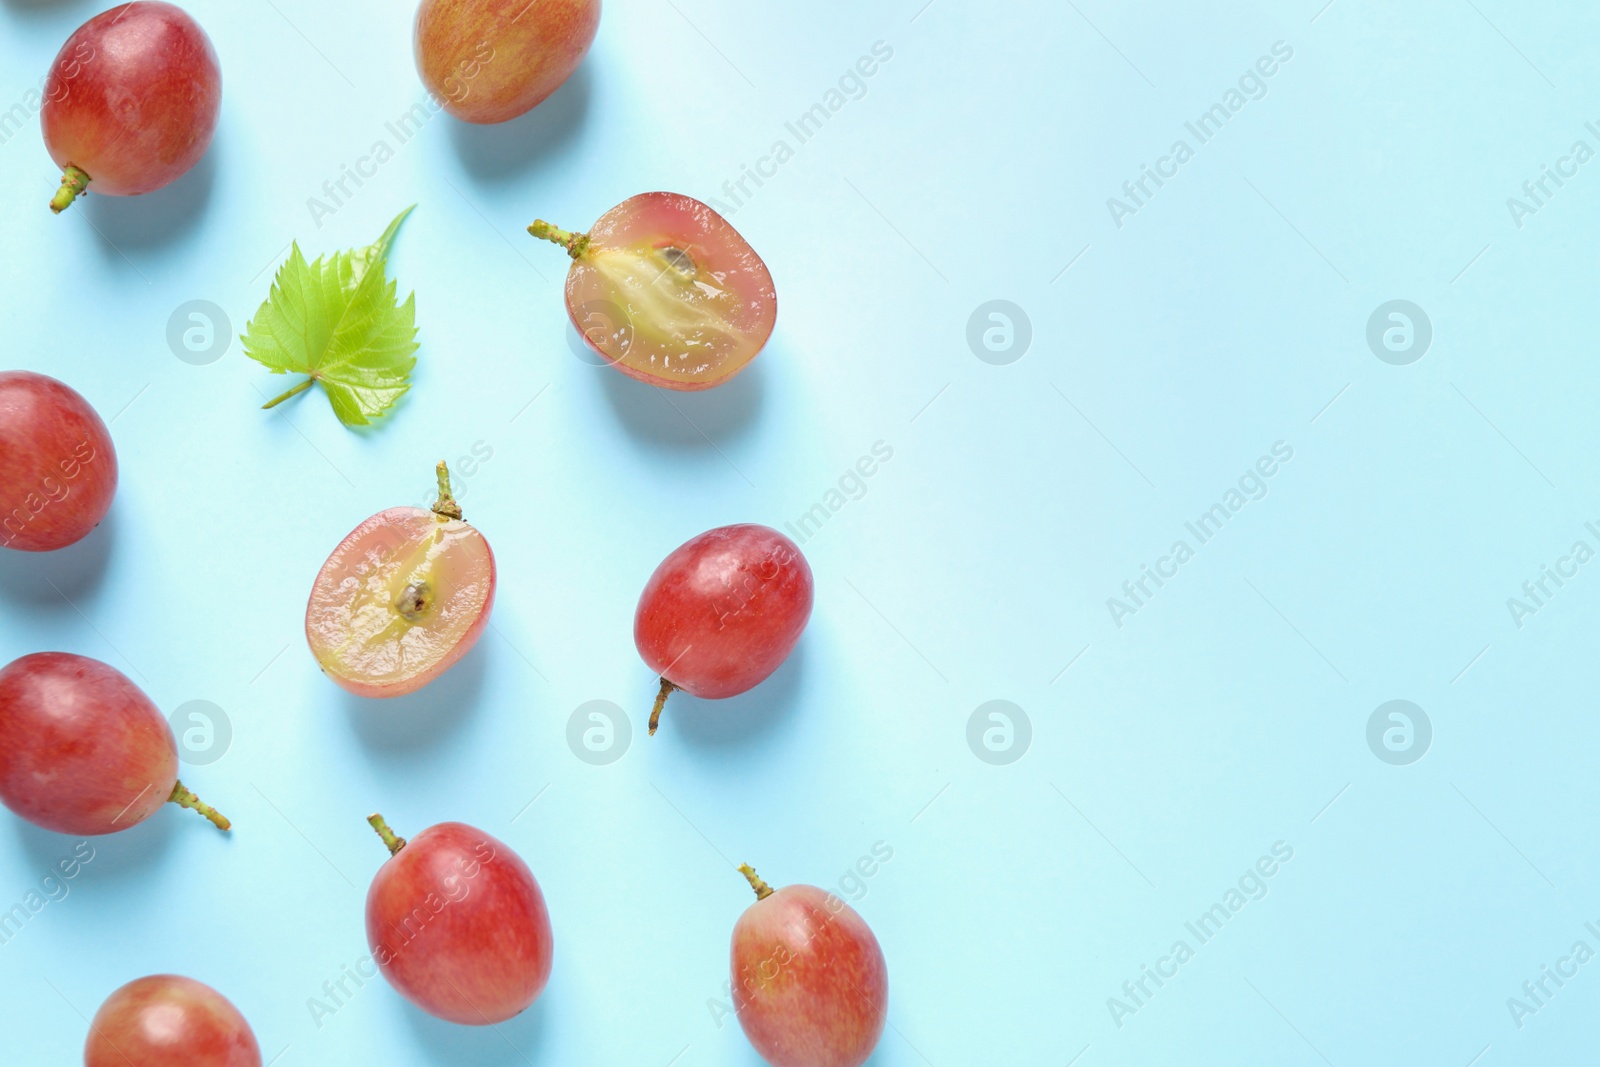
[2,0,1598,1063]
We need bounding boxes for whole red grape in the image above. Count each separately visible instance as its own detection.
[529,192,777,390]
[0,371,116,552]
[415,0,599,124]
[731,866,888,1067]
[85,974,261,1067]
[635,524,812,733]
[0,652,229,836]
[41,1,222,214]
[364,816,553,1024]
[305,463,495,698]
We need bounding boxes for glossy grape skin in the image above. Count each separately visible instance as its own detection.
[0,371,116,552]
[85,974,262,1067]
[0,653,176,836]
[305,503,496,698]
[635,524,811,730]
[365,821,553,1024]
[732,879,887,1067]
[415,0,598,124]
[537,192,777,390]
[41,2,221,206]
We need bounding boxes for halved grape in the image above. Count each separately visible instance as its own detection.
[529,192,777,390]
[306,464,495,698]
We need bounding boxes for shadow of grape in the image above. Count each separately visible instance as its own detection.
[400,989,548,1065]
[0,505,115,605]
[82,134,217,251]
[340,639,489,755]
[597,354,765,450]
[0,0,93,17]
[658,640,807,748]
[448,64,590,183]
[12,802,177,882]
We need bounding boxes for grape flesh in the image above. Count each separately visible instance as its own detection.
[85,974,262,1067]
[531,192,778,390]
[635,524,812,732]
[305,468,496,698]
[415,0,599,124]
[41,1,221,212]
[0,653,229,835]
[0,371,116,552]
[365,819,554,1024]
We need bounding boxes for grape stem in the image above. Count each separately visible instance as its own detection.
[527,219,591,259]
[167,780,231,832]
[648,677,678,736]
[431,460,462,521]
[738,864,775,901]
[368,813,407,856]
[49,166,91,215]
[261,378,315,409]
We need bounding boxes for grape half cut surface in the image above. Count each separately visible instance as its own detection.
[531,192,777,390]
[306,502,495,698]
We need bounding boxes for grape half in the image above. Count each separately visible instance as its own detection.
[529,192,777,390]
[305,463,495,698]
[0,371,116,552]
[634,524,812,733]
[41,1,221,214]
[85,974,261,1067]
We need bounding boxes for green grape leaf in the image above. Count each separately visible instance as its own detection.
[243,207,419,427]
[345,205,413,292]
